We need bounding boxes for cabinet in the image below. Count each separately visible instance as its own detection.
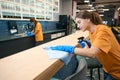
[0,36,35,58]
[0,0,59,21]
[0,29,66,58]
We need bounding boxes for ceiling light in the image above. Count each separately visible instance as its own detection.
[87,9,96,12]
[76,10,80,12]
[103,9,109,11]
[99,14,104,16]
[88,4,92,7]
[95,5,104,8]
[117,7,120,11]
[84,0,89,3]
[97,9,109,11]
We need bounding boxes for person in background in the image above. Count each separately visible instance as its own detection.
[49,11,120,80]
[30,18,43,46]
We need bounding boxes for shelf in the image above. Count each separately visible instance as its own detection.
[0,0,59,20]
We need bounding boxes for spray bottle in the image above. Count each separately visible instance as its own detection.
[78,36,91,48]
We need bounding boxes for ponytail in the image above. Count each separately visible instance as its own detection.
[90,11,103,25]
[76,11,103,25]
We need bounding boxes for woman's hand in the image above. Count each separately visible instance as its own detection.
[50,45,75,54]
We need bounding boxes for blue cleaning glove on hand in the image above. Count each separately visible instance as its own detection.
[50,45,75,54]
[26,31,34,36]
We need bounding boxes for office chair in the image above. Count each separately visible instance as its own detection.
[85,57,102,80]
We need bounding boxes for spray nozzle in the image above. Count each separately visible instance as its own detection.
[78,36,91,48]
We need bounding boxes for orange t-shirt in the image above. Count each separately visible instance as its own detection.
[89,25,120,79]
[34,22,43,42]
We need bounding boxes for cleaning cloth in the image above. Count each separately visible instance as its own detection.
[43,46,74,65]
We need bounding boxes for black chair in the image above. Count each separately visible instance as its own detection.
[85,57,102,80]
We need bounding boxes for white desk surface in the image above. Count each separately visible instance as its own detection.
[0,30,88,80]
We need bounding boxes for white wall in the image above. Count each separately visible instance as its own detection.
[72,1,77,19]
[53,0,77,21]
[60,0,72,15]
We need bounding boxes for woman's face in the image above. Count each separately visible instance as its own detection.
[75,18,90,31]
[31,22,34,25]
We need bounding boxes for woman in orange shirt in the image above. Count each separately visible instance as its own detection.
[30,18,43,46]
[50,11,120,80]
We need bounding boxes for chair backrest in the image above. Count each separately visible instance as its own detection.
[85,58,102,68]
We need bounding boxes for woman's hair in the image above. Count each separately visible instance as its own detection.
[76,11,103,25]
[30,17,38,26]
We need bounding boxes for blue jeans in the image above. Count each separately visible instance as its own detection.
[104,71,116,80]
[52,55,78,80]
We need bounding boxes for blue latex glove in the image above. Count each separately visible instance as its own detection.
[50,45,75,54]
[26,31,34,36]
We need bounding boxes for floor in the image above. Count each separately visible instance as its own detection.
[51,68,104,80]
